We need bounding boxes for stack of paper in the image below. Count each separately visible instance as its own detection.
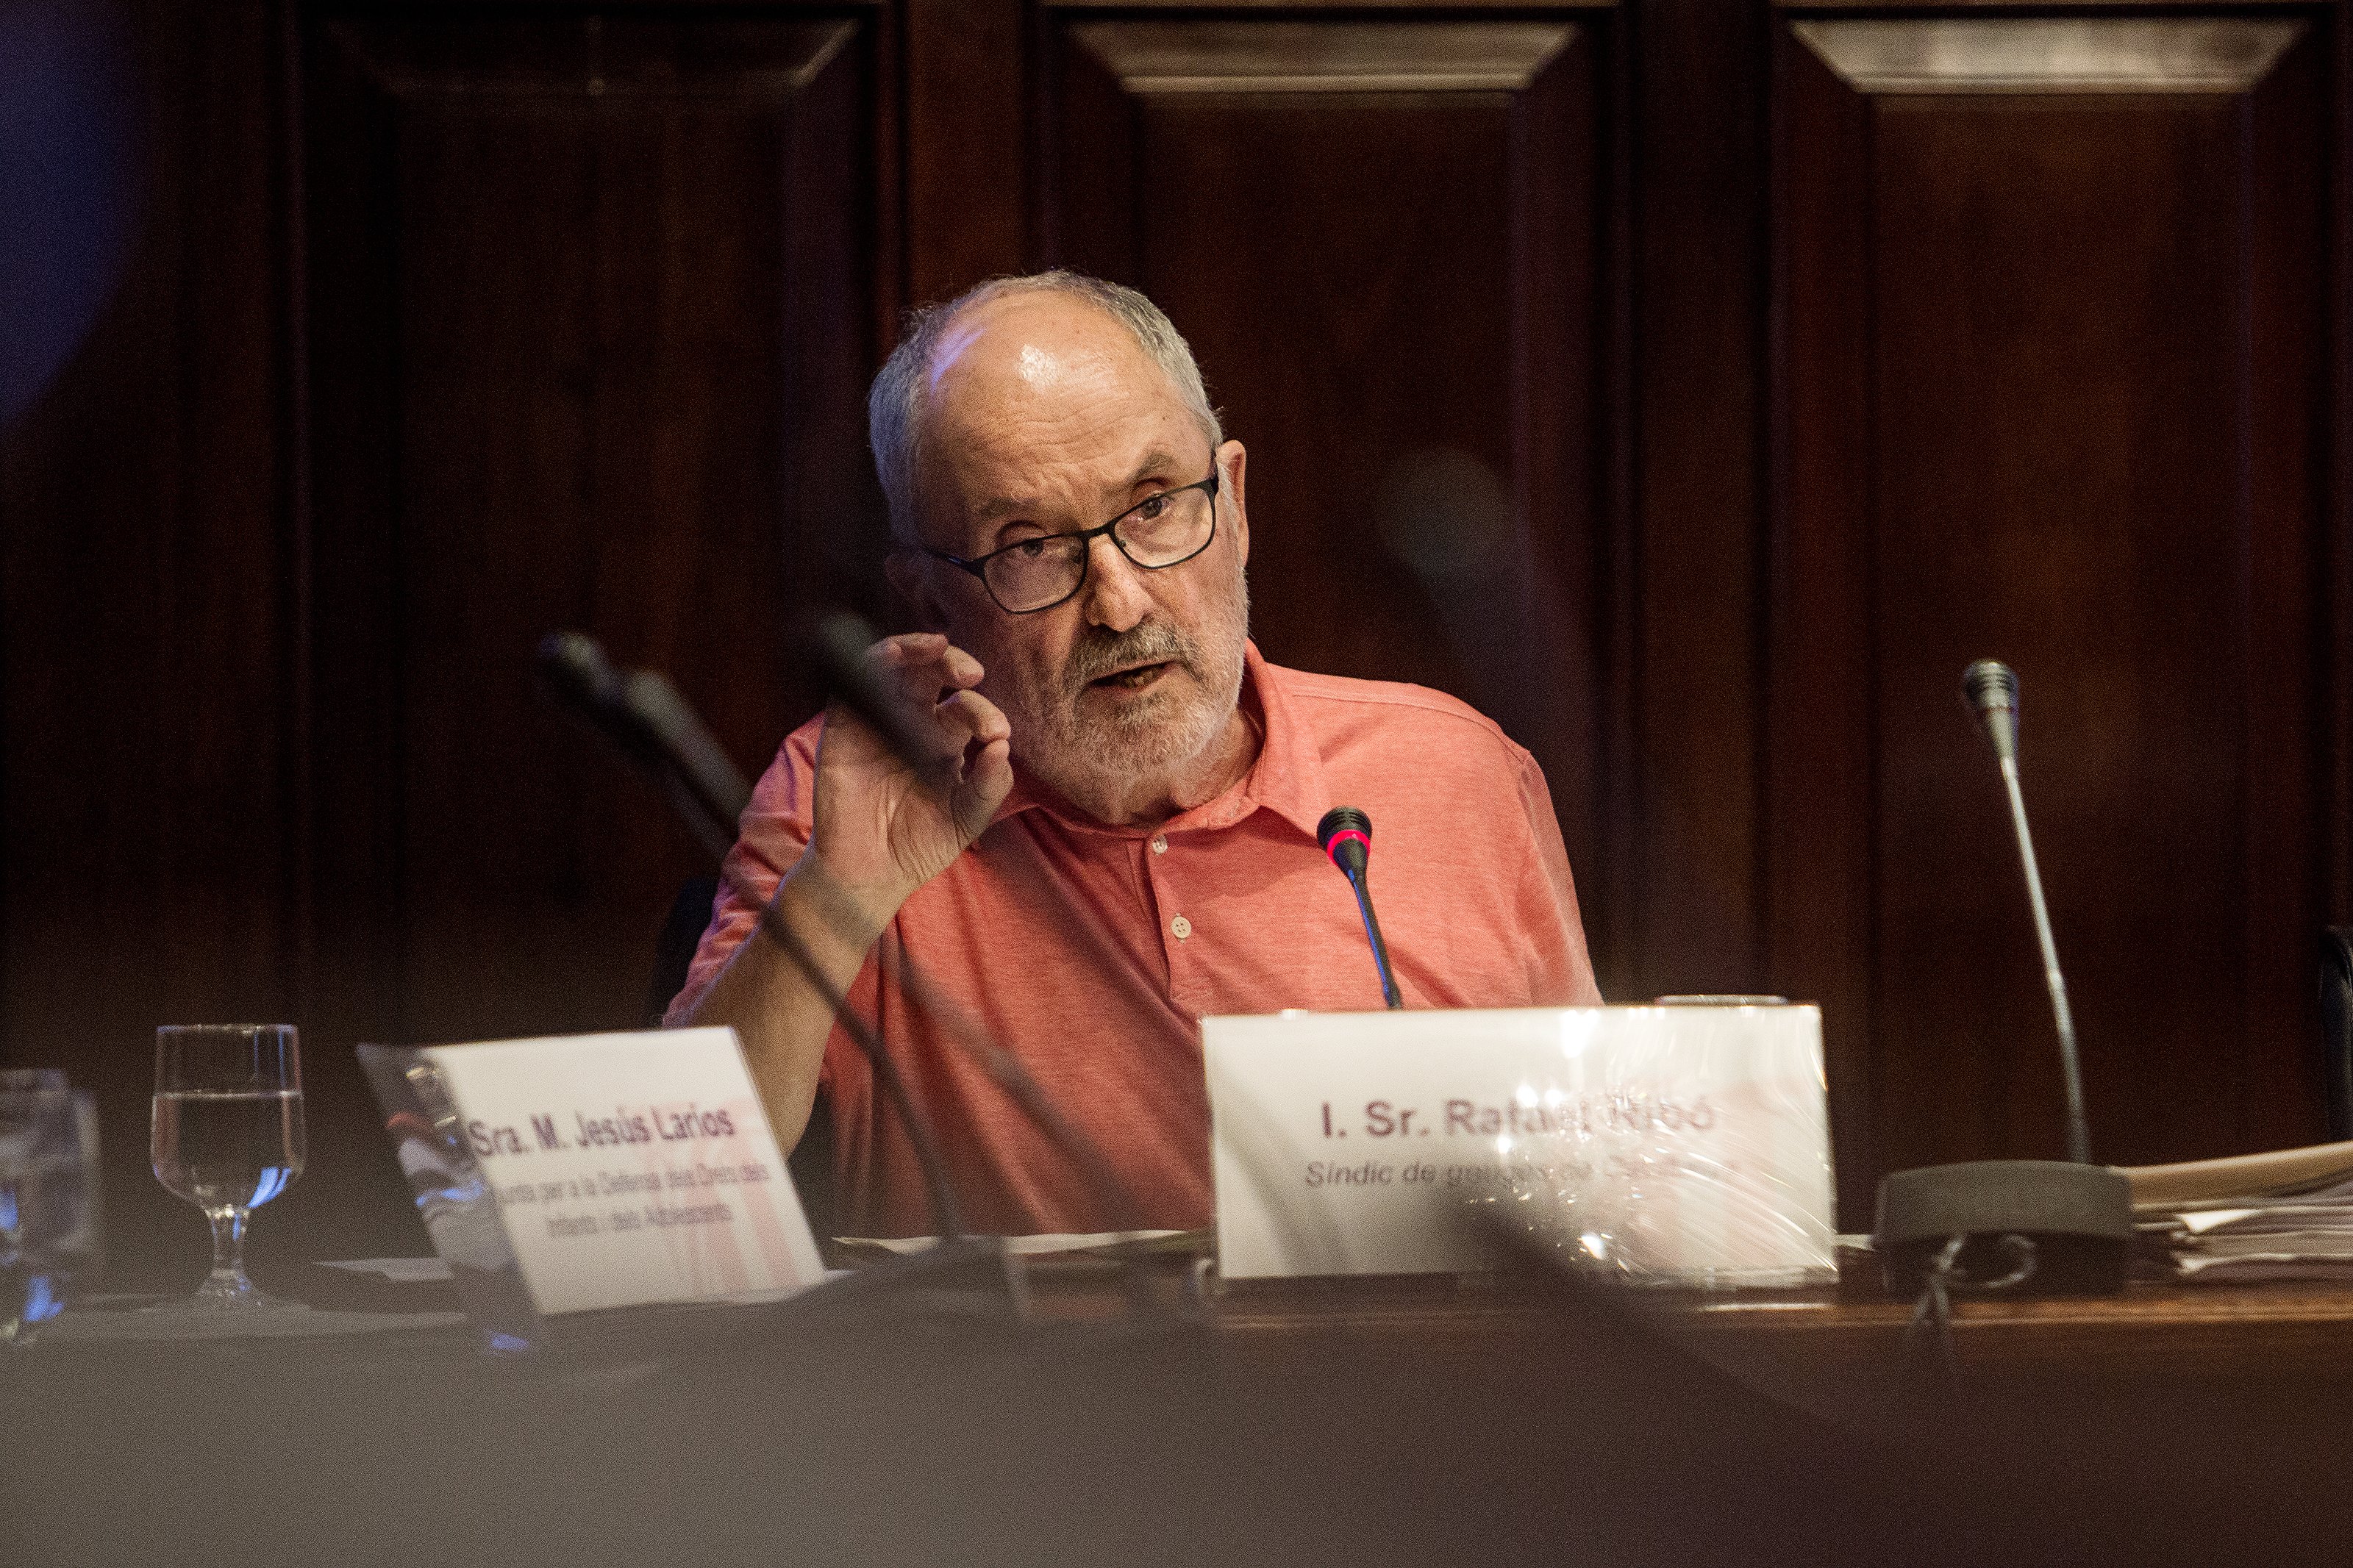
[2121,1141,2353,1281]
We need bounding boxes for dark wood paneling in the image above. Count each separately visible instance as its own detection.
[1033,11,1628,988]
[906,0,1024,301]
[2338,2,2353,930]
[0,0,309,1283]
[295,10,889,1247]
[1773,17,2335,1222]
[1630,0,1769,998]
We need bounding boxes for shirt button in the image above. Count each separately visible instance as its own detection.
[1150,835,1168,854]
[1171,914,1193,940]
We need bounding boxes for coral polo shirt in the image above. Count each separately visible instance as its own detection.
[670,642,1602,1236]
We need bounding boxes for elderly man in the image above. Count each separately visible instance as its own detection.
[671,271,1600,1236]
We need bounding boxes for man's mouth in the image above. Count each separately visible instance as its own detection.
[1088,660,1174,692]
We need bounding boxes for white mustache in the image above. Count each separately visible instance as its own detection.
[1063,624,1196,692]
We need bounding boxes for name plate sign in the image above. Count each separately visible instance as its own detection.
[1203,1006,1834,1283]
[392,1028,824,1317]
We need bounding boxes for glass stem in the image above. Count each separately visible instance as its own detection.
[205,1205,250,1291]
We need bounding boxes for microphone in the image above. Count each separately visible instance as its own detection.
[618,667,751,835]
[1317,806,1402,1010]
[804,611,943,774]
[535,633,751,863]
[1870,659,2131,1306]
[537,630,629,732]
[542,615,1154,1244]
[536,628,970,1238]
[1963,660,2088,1166]
[1963,659,2019,763]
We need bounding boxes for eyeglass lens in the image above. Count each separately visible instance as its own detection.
[986,485,1215,612]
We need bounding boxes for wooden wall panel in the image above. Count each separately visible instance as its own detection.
[292,9,890,1251]
[1629,0,1769,1000]
[1773,17,2334,1222]
[906,0,1024,300]
[1032,10,1629,986]
[0,0,307,1284]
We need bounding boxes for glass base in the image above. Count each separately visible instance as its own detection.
[141,1275,310,1314]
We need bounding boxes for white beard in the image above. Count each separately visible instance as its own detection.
[1002,569,1250,823]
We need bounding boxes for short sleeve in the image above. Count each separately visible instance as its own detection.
[660,715,826,1024]
[1514,747,1604,1006]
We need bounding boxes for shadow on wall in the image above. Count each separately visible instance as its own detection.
[1374,445,1573,756]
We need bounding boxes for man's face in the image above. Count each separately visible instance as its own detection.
[894,293,1252,817]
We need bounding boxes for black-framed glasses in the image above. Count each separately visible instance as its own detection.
[925,470,1221,615]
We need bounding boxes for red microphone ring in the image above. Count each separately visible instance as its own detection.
[1324,828,1371,867]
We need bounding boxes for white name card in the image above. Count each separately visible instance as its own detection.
[1203,1005,1835,1284]
[415,1028,824,1316]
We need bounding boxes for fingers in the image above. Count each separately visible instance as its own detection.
[951,731,1014,843]
[832,634,991,767]
[868,632,985,697]
[938,641,985,690]
[934,687,1013,842]
[932,687,1010,751]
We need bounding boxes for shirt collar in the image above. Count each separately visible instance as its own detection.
[992,640,1328,841]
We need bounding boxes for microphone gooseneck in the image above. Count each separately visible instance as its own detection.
[1870,662,2130,1303]
[1317,806,1402,1010]
[801,613,1150,1231]
[537,629,971,1236]
[1962,660,2090,1165]
[618,667,753,834]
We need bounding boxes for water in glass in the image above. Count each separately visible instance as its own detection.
[151,1025,304,1311]
[151,1089,303,1211]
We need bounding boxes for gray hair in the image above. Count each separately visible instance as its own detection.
[868,271,1224,546]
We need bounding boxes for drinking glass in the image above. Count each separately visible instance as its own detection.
[1,1084,101,1345]
[151,1025,304,1309]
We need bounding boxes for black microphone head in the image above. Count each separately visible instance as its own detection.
[1316,806,1370,851]
[799,609,939,770]
[1961,659,2020,760]
[806,610,882,687]
[537,629,688,785]
[1317,806,1372,875]
[537,630,626,712]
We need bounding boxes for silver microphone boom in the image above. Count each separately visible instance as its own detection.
[1964,660,2090,1165]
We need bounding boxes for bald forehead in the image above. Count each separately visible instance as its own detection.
[922,291,1170,419]
[910,290,1206,546]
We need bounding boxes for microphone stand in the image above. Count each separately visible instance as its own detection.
[1316,807,1402,1009]
[1988,704,2090,1166]
[540,630,1171,1334]
[538,631,970,1243]
[537,638,1043,1333]
[1871,662,2132,1324]
[1342,872,1402,1011]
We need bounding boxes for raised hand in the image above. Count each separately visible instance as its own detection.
[805,631,1013,918]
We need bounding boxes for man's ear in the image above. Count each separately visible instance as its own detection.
[885,550,944,631]
[1221,440,1249,568]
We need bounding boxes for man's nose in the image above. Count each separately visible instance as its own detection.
[1079,533,1152,631]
